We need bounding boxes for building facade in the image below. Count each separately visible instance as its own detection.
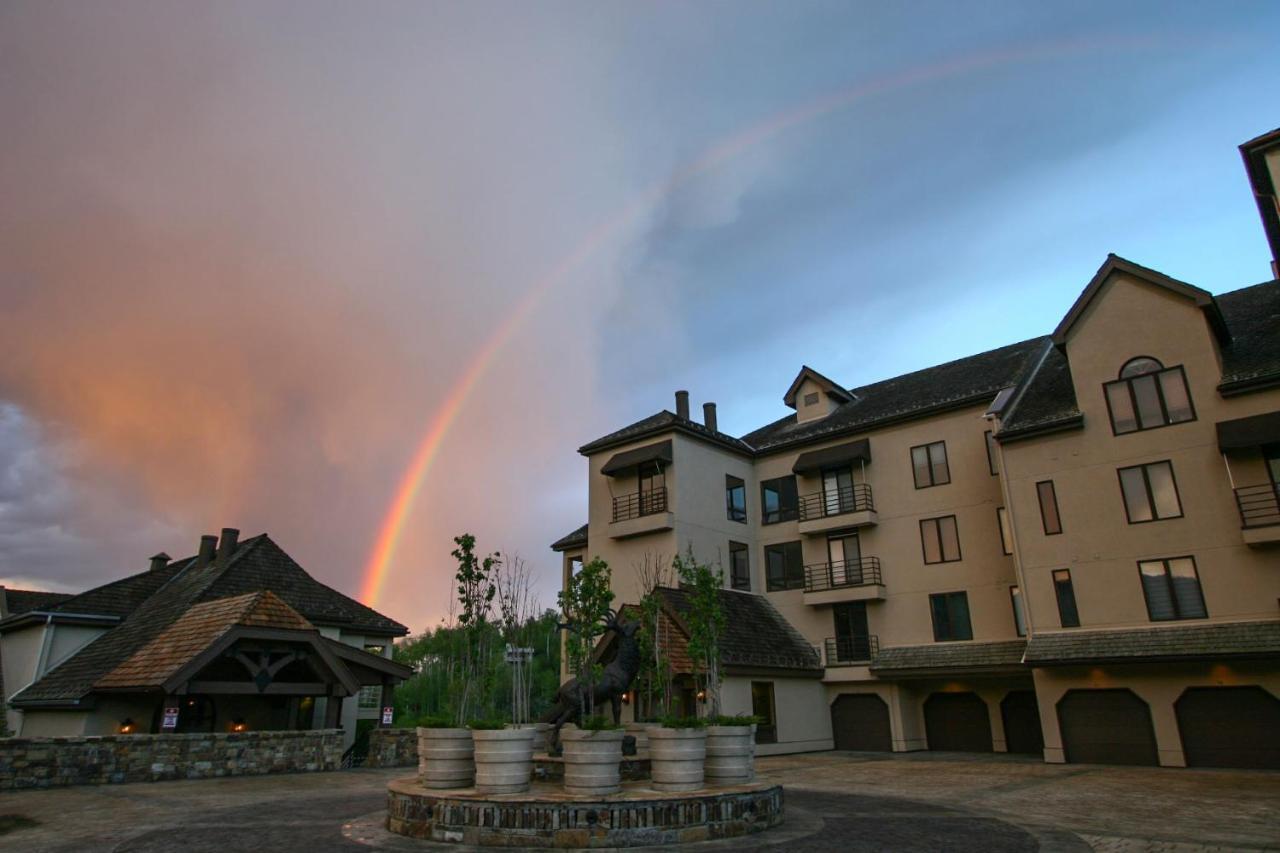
[550,127,1280,768]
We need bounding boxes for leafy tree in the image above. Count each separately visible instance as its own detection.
[451,534,498,725]
[557,557,614,718]
[673,547,726,717]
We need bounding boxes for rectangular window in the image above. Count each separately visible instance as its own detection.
[929,591,973,641]
[920,515,961,564]
[726,475,747,523]
[764,541,804,591]
[1052,569,1080,627]
[911,441,950,488]
[358,685,382,709]
[996,507,1013,555]
[1117,461,1182,523]
[569,556,583,576]
[985,430,999,475]
[751,681,777,744]
[1036,480,1062,535]
[1138,556,1207,621]
[1103,366,1196,435]
[760,476,798,524]
[729,541,750,591]
[1009,585,1026,637]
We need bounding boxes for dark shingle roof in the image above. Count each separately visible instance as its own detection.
[1024,621,1280,665]
[743,338,1048,454]
[871,640,1027,673]
[578,411,753,457]
[550,524,588,552]
[46,562,190,619]
[657,587,821,673]
[995,343,1083,440]
[2,588,73,616]
[1215,281,1280,394]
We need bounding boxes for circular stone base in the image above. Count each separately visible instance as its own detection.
[385,778,783,848]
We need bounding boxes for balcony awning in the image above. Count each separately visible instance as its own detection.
[792,438,871,475]
[1217,411,1280,450]
[600,440,672,477]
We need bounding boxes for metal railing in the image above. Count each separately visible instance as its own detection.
[612,487,668,523]
[824,635,879,666]
[804,557,882,593]
[798,483,874,522]
[1235,483,1280,529]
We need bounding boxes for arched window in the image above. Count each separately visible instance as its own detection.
[1104,357,1195,435]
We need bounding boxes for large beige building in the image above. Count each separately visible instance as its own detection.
[550,127,1280,768]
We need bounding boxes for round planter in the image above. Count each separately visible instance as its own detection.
[515,722,552,754]
[417,727,474,789]
[648,727,707,792]
[624,721,657,753]
[705,724,756,785]
[472,728,535,794]
[561,728,625,796]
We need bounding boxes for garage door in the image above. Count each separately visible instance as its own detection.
[831,694,892,751]
[1176,686,1280,769]
[1001,690,1044,756]
[1058,689,1157,766]
[924,692,992,752]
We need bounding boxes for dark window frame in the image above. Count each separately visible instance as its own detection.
[919,514,962,564]
[996,507,1012,555]
[1052,568,1080,628]
[760,475,799,525]
[764,540,804,591]
[725,475,747,524]
[1102,360,1197,436]
[1009,585,1026,637]
[751,681,778,744]
[1116,460,1183,524]
[985,430,999,476]
[729,540,750,591]
[1036,480,1063,535]
[929,591,973,642]
[1138,556,1208,622]
[911,440,951,489]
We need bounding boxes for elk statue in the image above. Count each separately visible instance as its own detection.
[541,608,641,752]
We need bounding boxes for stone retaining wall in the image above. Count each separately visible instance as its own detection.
[366,727,417,767]
[0,729,343,790]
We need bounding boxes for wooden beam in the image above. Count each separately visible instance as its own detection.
[185,681,331,695]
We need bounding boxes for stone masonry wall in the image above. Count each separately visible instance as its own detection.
[0,729,343,790]
[365,727,417,768]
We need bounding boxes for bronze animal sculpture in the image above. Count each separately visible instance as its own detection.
[541,608,641,751]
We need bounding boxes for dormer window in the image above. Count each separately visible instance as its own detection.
[1103,357,1195,435]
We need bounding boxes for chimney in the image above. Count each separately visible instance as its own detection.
[217,528,240,565]
[196,534,218,569]
[149,552,171,573]
[675,390,690,420]
[703,402,718,433]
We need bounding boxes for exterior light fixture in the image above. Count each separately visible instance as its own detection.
[119,718,135,734]
[696,690,706,702]
[231,718,247,733]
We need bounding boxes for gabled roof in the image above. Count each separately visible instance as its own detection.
[0,588,73,617]
[1051,254,1227,348]
[1215,280,1280,396]
[578,410,753,457]
[782,366,853,408]
[550,523,588,553]
[1240,126,1280,269]
[992,341,1083,442]
[45,560,191,619]
[655,587,822,674]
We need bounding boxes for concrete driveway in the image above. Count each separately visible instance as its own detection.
[1,752,1276,851]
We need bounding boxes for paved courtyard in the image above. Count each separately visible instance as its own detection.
[1,752,1277,852]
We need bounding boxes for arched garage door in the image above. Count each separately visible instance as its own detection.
[924,692,992,752]
[1058,689,1157,766]
[1001,690,1044,756]
[831,694,892,751]
[1176,686,1280,770]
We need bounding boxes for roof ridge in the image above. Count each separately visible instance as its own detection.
[993,338,1056,434]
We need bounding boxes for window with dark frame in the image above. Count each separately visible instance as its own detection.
[920,515,961,564]
[1009,585,1026,637]
[1138,556,1207,621]
[764,541,804,591]
[750,681,777,744]
[1037,480,1062,535]
[729,541,750,591]
[1052,569,1080,627]
[1103,357,1195,435]
[996,507,1012,555]
[929,591,973,641]
[985,430,999,475]
[1117,461,1182,523]
[726,475,747,523]
[760,476,798,524]
[911,441,950,488]
[803,391,820,406]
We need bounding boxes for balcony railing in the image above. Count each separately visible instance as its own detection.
[804,557,882,593]
[824,635,879,666]
[1235,483,1280,529]
[798,484,874,522]
[612,487,668,523]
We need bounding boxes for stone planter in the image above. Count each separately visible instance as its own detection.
[561,728,624,796]
[512,722,552,754]
[624,721,657,753]
[648,726,707,792]
[472,728,535,794]
[417,728,474,789]
[705,724,756,785]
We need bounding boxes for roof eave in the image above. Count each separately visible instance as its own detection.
[1217,372,1280,398]
[578,419,753,458]
[994,414,1085,444]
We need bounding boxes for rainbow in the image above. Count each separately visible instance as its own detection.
[358,35,1153,607]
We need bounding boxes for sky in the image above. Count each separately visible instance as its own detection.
[0,1,1276,634]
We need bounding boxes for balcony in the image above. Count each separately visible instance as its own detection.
[608,487,673,539]
[1235,483,1280,546]
[824,635,879,666]
[797,484,877,534]
[803,557,885,605]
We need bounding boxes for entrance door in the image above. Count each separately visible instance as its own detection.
[827,533,862,587]
[751,681,777,744]
[822,467,853,516]
[832,602,870,662]
[1175,686,1280,769]
[1000,690,1044,755]
[1057,689,1157,766]
[831,694,892,751]
[924,692,993,752]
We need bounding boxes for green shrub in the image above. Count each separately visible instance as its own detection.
[467,718,509,731]
[415,714,456,729]
[708,714,760,727]
[658,714,706,729]
[579,715,622,731]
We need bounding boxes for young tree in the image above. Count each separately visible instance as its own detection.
[673,547,726,718]
[633,551,672,720]
[452,533,499,725]
[496,553,538,725]
[557,557,614,719]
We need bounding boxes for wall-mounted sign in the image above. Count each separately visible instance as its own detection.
[162,707,179,730]
[381,706,393,726]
